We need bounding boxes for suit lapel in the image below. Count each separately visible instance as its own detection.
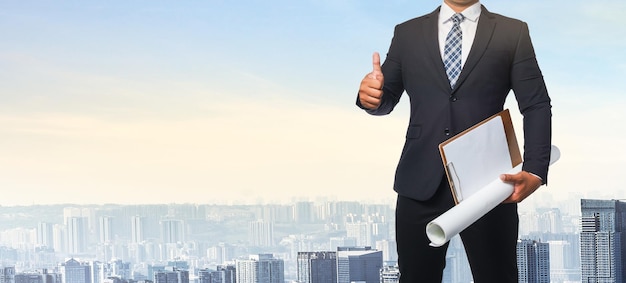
[453,6,496,94]
[422,7,451,93]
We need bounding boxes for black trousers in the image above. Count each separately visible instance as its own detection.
[395,177,519,283]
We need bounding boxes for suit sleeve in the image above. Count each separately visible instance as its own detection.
[511,22,552,183]
[356,25,405,115]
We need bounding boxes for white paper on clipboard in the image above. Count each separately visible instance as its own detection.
[440,113,514,203]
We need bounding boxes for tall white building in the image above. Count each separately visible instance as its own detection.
[131,216,145,243]
[345,223,372,247]
[160,219,184,244]
[248,220,274,247]
[98,217,113,244]
[375,240,398,263]
[37,222,54,248]
[207,243,235,265]
[67,217,88,255]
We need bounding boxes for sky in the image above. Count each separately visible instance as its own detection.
[0,0,625,206]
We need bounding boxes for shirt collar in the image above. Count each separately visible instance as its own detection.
[440,2,482,23]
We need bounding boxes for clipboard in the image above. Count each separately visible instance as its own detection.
[439,109,522,204]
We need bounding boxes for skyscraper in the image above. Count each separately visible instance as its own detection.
[160,219,184,244]
[580,199,626,283]
[66,218,88,255]
[61,259,91,283]
[15,270,60,283]
[131,216,145,243]
[297,251,337,283]
[517,239,550,283]
[37,222,54,248]
[235,254,284,283]
[345,222,372,247]
[198,265,235,283]
[375,240,398,264]
[0,267,15,283]
[98,217,113,244]
[207,243,235,265]
[154,268,189,283]
[380,265,399,283]
[336,247,383,283]
[248,220,274,247]
[53,224,66,253]
[293,202,314,224]
[89,261,105,283]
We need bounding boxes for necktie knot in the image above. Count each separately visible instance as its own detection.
[451,13,464,25]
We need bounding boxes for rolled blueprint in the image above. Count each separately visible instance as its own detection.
[426,145,561,247]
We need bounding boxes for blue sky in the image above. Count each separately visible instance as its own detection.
[1,1,625,206]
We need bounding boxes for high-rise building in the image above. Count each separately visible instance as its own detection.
[154,268,188,283]
[37,222,54,248]
[546,237,580,282]
[89,261,105,283]
[380,265,399,283]
[110,259,130,280]
[248,220,274,247]
[517,239,550,283]
[198,265,235,283]
[98,217,113,244]
[375,240,398,264]
[160,219,184,244]
[61,259,91,283]
[52,224,66,253]
[217,265,236,283]
[131,216,145,243]
[15,270,60,283]
[197,269,211,283]
[297,251,337,283]
[66,217,88,255]
[442,236,472,283]
[235,254,284,283]
[336,247,383,283]
[0,267,15,283]
[346,223,372,247]
[580,199,626,283]
[293,202,314,224]
[329,237,357,251]
[207,243,235,265]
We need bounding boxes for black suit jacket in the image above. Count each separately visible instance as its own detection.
[358,6,552,201]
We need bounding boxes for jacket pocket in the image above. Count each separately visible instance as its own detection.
[406,125,422,139]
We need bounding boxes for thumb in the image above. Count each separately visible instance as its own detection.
[500,174,516,183]
[372,52,382,73]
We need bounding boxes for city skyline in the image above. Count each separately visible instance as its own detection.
[1,0,625,206]
[0,199,607,282]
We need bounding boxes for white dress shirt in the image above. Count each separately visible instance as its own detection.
[438,2,482,69]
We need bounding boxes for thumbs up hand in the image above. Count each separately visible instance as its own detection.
[359,52,385,110]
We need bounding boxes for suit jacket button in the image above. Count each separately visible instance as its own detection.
[444,128,450,136]
[449,96,457,102]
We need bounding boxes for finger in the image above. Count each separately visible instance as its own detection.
[360,98,380,110]
[372,52,382,73]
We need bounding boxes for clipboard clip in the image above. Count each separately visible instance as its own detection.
[446,162,463,202]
